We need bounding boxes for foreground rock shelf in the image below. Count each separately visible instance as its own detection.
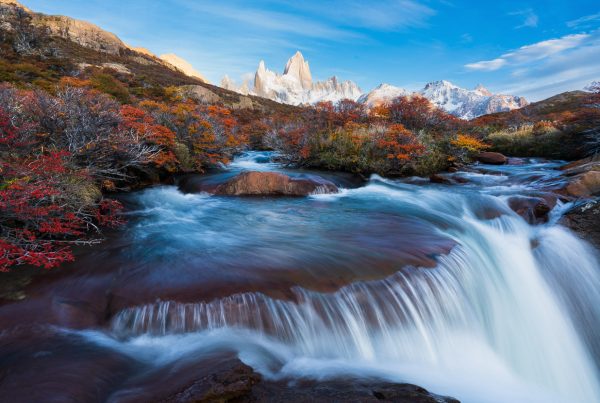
[161,357,460,403]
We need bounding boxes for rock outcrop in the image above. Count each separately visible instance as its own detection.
[214,171,338,196]
[161,357,460,403]
[160,53,208,83]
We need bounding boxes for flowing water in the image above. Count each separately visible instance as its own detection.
[1,151,599,402]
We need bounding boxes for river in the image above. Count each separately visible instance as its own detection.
[1,151,599,402]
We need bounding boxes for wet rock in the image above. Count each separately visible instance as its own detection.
[160,357,260,403]
[253,379,460,402]
[475,152,508,165]
[508,195,557,224]
[429,174,452,184]
[560,200,600,250]
[214,171,338,196]
[159,357,460,403]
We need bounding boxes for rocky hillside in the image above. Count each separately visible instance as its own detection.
[0,0,296,113]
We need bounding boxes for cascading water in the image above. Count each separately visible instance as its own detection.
[3,152,598,402]
[85,154,600,403]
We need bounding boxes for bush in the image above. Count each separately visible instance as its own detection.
[91,72,131,103]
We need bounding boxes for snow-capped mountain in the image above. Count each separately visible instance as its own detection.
[223,51,362,105]
[359,81,527,119]
[419,80,527,120]
[222,51,526,119]
[357,83,410,108]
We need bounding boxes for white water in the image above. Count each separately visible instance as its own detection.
[83,154,600,402]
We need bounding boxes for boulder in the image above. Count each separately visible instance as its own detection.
[475,152,508,165]
[508,195,557,224]
[564,171,600,198]
[214,171,338,196]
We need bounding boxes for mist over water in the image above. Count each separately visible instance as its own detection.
[3,152,600,402]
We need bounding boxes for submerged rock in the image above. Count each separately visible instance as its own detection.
[475,152,508,165]
[214,171,338,196]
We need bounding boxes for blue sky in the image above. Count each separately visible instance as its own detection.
[22,0,600,101]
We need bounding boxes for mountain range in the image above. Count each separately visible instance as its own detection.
[223,52,528,119]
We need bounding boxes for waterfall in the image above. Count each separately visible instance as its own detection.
[109,192,600,402]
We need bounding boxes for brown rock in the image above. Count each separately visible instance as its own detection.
[252,378,460,403]
[429,174,451,184]
[475,152,508,165]
[564,171,600,198]
[214,171,338,196]
[508,195,556,224]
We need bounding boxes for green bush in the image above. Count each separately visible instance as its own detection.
[91,73,130,103]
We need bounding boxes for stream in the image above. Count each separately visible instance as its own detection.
[1,151,599,402]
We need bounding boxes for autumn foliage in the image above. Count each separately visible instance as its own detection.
[0,82,247,271]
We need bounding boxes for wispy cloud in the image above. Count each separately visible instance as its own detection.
[175,1,360,41]
[509,8,539,29]
[326,0,436,30]
[466,30,600,100]
[567,12,600,28]
[465,33,589,71]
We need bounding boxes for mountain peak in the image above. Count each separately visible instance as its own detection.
[284,51,312,90]
[0,0,29,10]
[474,83,492,96]
[159,53,208,83]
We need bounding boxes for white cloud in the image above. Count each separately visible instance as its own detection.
[465,58,506,71]
[567,12,600,28]
[465,33,589,71]
[467,30,600,100]
[509,8,539,29]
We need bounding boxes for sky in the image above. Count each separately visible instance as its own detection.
[21,0,600,101]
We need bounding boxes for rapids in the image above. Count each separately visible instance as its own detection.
[1,151,599,402]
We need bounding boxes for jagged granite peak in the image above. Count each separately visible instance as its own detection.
[283,51,312,90]
[232,51,362,105]
[159,53,208,83]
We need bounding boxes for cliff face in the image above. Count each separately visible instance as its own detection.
[31,14,126,55]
